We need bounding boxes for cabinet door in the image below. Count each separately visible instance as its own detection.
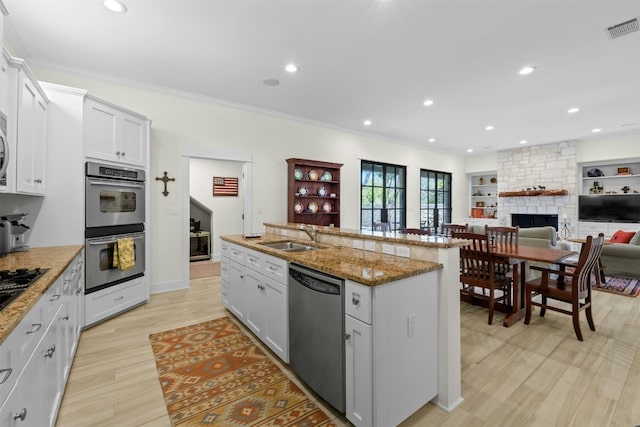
[120,114,146,166]
[263,277,288,362]
[85,99,119,163]
[16,73,47,195]
[244,268,265,336]
[228,260,246,320]
[40,308,63,427]
[345,315,373,427]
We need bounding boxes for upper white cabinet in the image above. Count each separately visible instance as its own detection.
[6,57,48,195]
[85,96,147,167]
[469,172,498,219]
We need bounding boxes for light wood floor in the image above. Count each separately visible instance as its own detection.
[56,277,640,426]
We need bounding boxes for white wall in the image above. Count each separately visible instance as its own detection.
[189,158,244,259]
[24,65,466,292]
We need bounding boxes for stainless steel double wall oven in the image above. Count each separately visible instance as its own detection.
[85,162,145,294]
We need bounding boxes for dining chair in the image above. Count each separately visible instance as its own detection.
[485,225,519,278]
[453,231,512,325]
[402,228,431,235]
[440,223,468,237]
[524,233,605,341]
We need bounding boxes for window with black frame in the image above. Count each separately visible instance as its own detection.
[420,169,452,234]
[360,160,406,231]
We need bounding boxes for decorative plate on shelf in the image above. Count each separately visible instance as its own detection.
[490,177,497,184]
[307,201,319,213]
[308,170,319,181]
[294,202,304,214]
[294,168,304,180]
[320,171,333,181]
[298,186,309,196]
[321,201,332,213]
[317,186,328,196]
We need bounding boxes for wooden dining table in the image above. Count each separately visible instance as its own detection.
[488,244,576,327]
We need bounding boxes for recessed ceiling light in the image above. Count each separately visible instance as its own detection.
[428,138,436,142]
[592,128,602,133]
[423,99,434,106]
[466,149,473,153]
[263,78,280,86]
[485,125,494,131]
[285,63,298,73]
[363,120,372,126]
[104,0,127,13]
[520,140,528,144]
[567,107,580,114]
[519,66,535,75]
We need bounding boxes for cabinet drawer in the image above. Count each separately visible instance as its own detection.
[85,278,146,327]
[245,249,263,272]
[263,255,287,284]
[0,332,18,409]
[227,243,245,263]
[345,281,372,324]
[41,277,63,326]
[220,257,230,280]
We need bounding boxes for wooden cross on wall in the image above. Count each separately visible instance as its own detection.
[155,171,175,197]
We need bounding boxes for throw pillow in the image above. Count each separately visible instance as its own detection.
[609,230,636,243]
[629,231,640,245]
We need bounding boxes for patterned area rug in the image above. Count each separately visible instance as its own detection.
[595,276,640,297]
[149,316,336,426]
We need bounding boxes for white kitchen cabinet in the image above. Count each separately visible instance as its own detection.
[344,273,438,427]
[84,277,147,328]
[220,241,289,362]
[0,51,8,118]
[85,96,147,167]
[5,57,48,195]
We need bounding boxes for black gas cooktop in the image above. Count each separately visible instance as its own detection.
[0,268,49,312]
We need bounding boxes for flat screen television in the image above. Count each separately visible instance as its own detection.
[578,195,640,223]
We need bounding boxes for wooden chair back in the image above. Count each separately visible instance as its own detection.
[485,225,519,246]
[440,223,468,237]
[573,233,605,299]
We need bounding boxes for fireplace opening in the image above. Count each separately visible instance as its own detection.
[511,214,559,230]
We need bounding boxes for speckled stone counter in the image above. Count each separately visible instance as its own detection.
[0,245,84,345]
[221,234,442,286]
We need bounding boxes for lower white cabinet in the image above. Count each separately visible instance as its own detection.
[84,277,147,328]
[0,251,83,427]
[344,272,439,427]
[220,241,289,362]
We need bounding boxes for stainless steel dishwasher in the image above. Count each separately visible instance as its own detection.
[288,263,345,413]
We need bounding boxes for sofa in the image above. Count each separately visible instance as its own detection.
[597,230,640,279]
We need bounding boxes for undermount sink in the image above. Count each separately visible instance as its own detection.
[259,241,318,252]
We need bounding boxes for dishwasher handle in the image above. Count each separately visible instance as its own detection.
[289,269,341,295]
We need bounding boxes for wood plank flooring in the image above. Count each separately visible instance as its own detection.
[56,277,640,426]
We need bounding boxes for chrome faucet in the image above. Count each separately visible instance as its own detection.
[299,224,317,242]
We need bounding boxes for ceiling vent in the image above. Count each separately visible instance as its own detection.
[606,18,639,39]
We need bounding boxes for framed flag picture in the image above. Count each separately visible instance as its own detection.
[213,177,239,196]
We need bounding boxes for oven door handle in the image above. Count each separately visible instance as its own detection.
[87,179,145,189]
[88,235,144,245]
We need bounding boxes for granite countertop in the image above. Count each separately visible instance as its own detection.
[264,222,467,248]
[0,245,84,345]
[222,234,442,286]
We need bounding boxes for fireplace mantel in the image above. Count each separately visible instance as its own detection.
[499,189,568,197]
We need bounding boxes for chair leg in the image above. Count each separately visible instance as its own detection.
[572,306,583,341]
[585,294,596,332]
[488,288,494,325]
[524,286,532,325]
[540,295,547,317]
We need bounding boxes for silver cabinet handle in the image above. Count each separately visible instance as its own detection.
[352,296,360,306]
[50,294,61,302]
[345,333,351,340]
[0,368,12,385]
[14,408,27,421]
[115,151,121,156]
[121,152,125,156]
[114,296,124,301]
[76,288,82,295]
[26,323,42,334]
[61,315,70,321]
[34,178,43,184]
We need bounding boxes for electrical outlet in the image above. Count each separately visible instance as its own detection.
[407,314,416,337]
[382,243,395,255]
[396,246,410,258]
[352,240,364,249]
[364,240,376,251]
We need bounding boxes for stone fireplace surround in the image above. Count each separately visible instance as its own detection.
[497,141,577,237]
